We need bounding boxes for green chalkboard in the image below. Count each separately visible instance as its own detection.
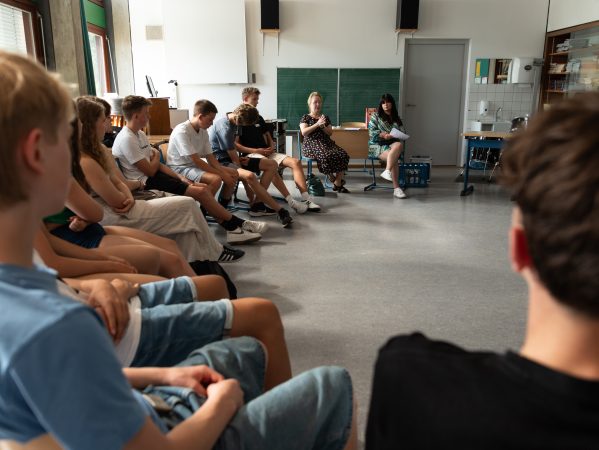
[277,68,338,131]
[339,68,401,124]
[277,68,401,127]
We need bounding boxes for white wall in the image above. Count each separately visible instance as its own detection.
[118,0,552,142]
[548,0,599,31]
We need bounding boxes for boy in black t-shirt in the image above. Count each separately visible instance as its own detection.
[235,87,321,213]
[367,93,599,449]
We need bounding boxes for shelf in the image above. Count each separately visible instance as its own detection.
[549,51,569,56]
[549,45,599,56]
[546,90,567,93]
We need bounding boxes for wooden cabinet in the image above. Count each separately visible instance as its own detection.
[147,97,171,135]
[540,20,599,109]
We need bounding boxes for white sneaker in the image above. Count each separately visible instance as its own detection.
[226,227,262,245]
[303,199,321,212]
[242,219,269,234]
[393,187,407,199]
[380,169,393,182]
[288,197,308,214]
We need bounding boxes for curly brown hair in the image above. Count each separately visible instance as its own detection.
[500,93,599,317]
[233,103,259,126]
[76,97,109,173]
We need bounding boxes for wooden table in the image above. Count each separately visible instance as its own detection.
[331,128,369,159]
[461,131,510,196]
[147,134,171,145]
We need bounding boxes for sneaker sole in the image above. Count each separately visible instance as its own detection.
[226,235,262,245]
[248,211,277,217]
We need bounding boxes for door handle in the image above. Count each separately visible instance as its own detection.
[406,103,416,107]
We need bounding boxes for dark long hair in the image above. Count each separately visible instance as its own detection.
[377,93,402,126]
[69,116,91,193]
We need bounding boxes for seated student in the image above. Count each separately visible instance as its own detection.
[0,50,357,450]
[209,103,294,227]
[77,96,243,264]
[112,95,267,245]
[367,93,407,199]
[236,87,321,213]
[300,92,350,193]
[366,93,599,449]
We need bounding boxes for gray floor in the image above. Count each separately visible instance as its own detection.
[215,166,528,439]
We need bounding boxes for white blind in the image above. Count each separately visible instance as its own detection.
[0,3,30,55]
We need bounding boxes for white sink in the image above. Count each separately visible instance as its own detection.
[470,120,511,132]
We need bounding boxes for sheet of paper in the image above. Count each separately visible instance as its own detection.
[390,128,410,140]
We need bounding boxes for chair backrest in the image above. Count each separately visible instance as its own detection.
[365,107,377,125]
[340,122,366,128]
[149,140,169,164]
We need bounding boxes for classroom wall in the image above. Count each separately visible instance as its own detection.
[115,0,551,153]
[547,0,599,32]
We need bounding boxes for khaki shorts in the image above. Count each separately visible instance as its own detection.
[248,152,288,166]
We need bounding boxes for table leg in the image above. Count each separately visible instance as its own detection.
[461,141,474,196]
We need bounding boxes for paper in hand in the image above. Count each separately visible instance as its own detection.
[390,128,410,140]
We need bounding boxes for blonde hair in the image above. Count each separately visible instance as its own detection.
[233,103,259,126]
[0,51,72,208]
[307,91,323,109]
[241,87,260,99]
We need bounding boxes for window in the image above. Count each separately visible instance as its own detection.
[0,0,42,62]
[87,23,111,95]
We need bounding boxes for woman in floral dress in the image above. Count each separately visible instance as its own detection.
[368,93,407,199]
[300,92,350,193]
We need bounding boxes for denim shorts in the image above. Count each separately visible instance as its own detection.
[146,338,354,450]
[170,165,205,182]
[131,277,233,367]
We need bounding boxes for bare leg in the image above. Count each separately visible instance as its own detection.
[238,168,282,212]
[190,275,229,301]
[343,400,359,450]
[271,172,291,198]
[68,273,166,284]
[379,142,403,188]
[104,226,195,277]
[258,158,278,190]
[281,156,308,194]
[230,297,292,389]
[184,184,235,222]
[199,172,223,196]
[219,166,239,201]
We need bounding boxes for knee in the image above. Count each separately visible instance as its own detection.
[289,158,301,169]
[264,160,278,172]
[247,297,284,333]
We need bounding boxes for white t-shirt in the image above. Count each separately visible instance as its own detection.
[112,126,153,183]
[167,120,212,167]
[33,251,142,367]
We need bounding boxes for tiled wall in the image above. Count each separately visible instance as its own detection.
[467,83,534,121]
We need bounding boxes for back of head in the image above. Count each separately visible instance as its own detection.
[233,103,259,126]
[0,51,72,209]
[122,95,152,121]
[501,93,599,316]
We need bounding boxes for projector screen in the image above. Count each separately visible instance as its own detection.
[162,0,248,84]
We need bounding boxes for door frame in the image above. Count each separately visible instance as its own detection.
[402,38,470,166]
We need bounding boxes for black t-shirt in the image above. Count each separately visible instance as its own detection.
[366,333,599,450]
[238,115,268,149]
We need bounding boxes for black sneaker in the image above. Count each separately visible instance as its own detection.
[218,245,245,262]
[249,202,277,217]
[277,208,293,228]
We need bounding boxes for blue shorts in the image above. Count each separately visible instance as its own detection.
[131,277,233,367]
[170,165,206,183]
[146,337,354,450]
[49,223,106,249]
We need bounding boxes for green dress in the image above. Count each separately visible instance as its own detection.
[368,112,406,158]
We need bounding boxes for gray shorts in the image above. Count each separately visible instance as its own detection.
[170,165,206,182]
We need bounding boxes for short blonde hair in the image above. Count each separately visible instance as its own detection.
[233,103,259,126]
[307,91,323,108]
[0,51,72,208]
[241,87,260,99]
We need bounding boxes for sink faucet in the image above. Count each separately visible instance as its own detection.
[495,107,502,121]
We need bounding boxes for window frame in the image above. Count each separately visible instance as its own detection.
[0,0,45,65]
[86,22,112,94]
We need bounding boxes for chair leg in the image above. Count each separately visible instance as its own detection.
[364,158,378,191]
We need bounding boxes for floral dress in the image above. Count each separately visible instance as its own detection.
[300,114,350,175]
[368,112,406,158]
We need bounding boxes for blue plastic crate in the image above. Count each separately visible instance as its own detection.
[399,163,430,188]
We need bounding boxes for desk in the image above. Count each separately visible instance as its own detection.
[461,131,510,196]
[331,128,369,159]
[147,135,171,145]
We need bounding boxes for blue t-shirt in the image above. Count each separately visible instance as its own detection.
[209,115,237,164]
[0,263,162,448]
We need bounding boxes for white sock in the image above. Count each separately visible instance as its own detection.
[285,195,293,203]
[300,191,310,201]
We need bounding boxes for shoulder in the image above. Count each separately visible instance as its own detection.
[300,114,311,123]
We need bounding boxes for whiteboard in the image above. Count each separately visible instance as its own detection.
[162,0,248,84]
